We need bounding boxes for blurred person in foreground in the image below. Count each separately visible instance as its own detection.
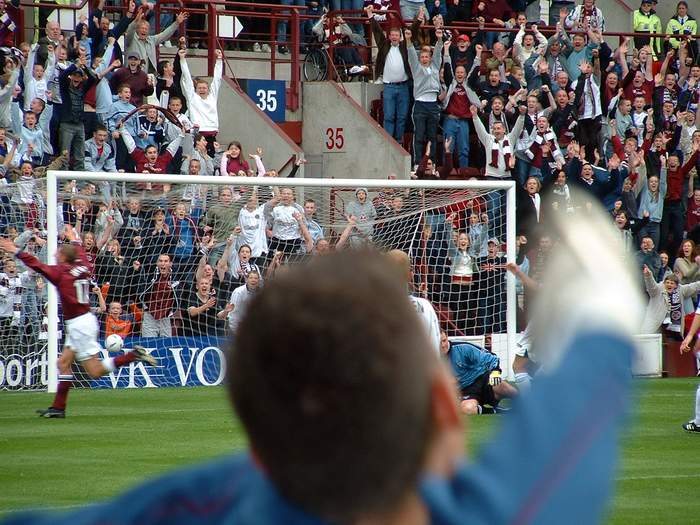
[2,205,644,525]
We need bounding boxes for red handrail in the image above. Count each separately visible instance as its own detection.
[13,1,699,115]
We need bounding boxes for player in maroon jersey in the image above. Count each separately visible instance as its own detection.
[0,226,158,418]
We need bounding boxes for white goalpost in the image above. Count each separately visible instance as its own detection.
[32,172,516,393]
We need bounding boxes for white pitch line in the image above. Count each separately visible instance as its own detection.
[1,503,93,514]
[0,406,228,420]
[616,473,700,481]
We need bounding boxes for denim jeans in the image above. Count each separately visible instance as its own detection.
[400,1,423,21]
[277,0,306,46]
[383,82,410,143]
[59,121,86,171]
[412,100,441,164]
[515,158,544,186]
[443,117,470,168]
[342,0,364,33]
[638,221,661,249]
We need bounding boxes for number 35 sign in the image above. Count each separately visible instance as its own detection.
[325,127,345,151]
[243,79,286,123]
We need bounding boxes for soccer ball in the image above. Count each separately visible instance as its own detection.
[105,334,124,353]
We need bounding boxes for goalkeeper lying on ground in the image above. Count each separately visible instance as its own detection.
[3,206,644,525]
[440,331,518,415]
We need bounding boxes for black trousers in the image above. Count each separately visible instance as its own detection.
[575,117,601,164]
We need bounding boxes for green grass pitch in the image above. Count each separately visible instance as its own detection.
[1,379,700,523]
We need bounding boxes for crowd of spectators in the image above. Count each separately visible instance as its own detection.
[0,0,699,354]
[363,0,700,343]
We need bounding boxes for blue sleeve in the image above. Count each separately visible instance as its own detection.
[421,330,634,525]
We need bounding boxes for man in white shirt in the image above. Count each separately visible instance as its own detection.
[179,48,223,156]
[368,8,416,144]
[219,271,261,333]
[387,249,441,355]
[570,60,601,162]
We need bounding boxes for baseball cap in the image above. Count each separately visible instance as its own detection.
[127,50,141,59]
[457,34,470,43]
[487,237,500,245]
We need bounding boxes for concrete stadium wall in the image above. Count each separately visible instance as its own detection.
[302,81,411,180]
[217,77,304,175]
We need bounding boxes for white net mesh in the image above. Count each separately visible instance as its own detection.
[0,175,512,390]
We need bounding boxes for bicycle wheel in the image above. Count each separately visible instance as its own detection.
[334,55,348,83]
[303,48,328,81]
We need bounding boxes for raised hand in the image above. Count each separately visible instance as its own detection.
[0,237,18,254]
[176,11,189,25]
[444,136,453,152]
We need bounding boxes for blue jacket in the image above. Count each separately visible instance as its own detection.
[84,138,117,172]
[104,99,137,136]
[447,342,499,390]
[2,329,634,525]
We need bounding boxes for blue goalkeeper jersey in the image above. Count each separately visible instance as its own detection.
[446,342,500,390]
[3,329,633,525]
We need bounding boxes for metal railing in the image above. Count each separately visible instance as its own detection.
[12,1,700,113]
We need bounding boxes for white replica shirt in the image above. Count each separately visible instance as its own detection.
[271,203,304,240]
[181,59,222,132]
[228,284,257,332]
[238,205,269,258]
[0,271,28,318]
[409,295,441,356]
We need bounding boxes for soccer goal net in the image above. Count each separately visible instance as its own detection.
[0,172,516,392]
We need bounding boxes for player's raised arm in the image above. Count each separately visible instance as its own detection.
[0,236,63,286]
